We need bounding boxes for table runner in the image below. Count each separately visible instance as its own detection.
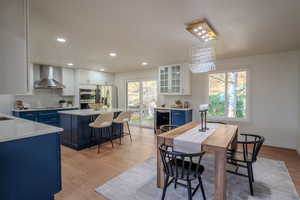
[173,123,222,153]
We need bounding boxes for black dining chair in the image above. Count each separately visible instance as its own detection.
[226,133,265,195]
[159,144,206,200]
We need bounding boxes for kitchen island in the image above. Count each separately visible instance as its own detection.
[58,108,124,150]
[0,114,62,200]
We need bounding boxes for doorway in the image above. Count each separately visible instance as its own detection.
[126,80,157,128]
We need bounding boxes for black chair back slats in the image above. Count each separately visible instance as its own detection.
[159,145,205,181]
[239,133,265,162]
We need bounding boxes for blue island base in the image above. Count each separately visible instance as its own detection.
[60,112,123,150]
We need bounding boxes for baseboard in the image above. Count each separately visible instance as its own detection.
[263,144,296,151]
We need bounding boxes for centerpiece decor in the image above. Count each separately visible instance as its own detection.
[199,104,209,132]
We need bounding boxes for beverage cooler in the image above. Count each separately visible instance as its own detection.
[79,85,118,109]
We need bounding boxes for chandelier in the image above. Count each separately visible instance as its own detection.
[190,46,216,73]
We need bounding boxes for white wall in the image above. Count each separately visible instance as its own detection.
[115,51,300,150]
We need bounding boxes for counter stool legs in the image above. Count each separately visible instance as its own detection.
[117,123,122,145]
[96,126,114,154]
[126,121,132,142]
[97,128,102,154]
[119,122,132,145]
[109,126,114,148]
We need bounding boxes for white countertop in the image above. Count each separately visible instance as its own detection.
[12,106,79,112]
[58,108,124,116]
[0,114,63,143]
[154,107,193,111]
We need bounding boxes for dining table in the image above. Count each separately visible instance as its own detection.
[156,121,239,200]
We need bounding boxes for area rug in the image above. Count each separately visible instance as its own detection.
[95,155,299,200]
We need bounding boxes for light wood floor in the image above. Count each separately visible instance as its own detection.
[56,127,300,200]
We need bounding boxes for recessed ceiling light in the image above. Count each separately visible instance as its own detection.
[99,69,105,72]
[56,37,66,43]
[67,63,74,66]
[197,32,202,36]
[202,30,206,34]
[109,52,117,57]
[198,26,203,30]
[193,29,198,32]
[142,62,148,66]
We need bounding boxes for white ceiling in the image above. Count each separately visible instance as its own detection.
[29,0,300,73]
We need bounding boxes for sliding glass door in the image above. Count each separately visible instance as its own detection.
[127,80,157,128]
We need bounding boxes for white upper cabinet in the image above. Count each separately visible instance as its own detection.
[0,0,29,94]
[79,69,114,86]
[158,64,191,95]
[62,68,75,96]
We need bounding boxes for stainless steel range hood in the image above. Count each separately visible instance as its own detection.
[34,65,65,89]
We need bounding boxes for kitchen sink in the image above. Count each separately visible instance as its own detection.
[0,117,13,121]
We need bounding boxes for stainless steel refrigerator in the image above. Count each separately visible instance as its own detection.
[79,85,117,109]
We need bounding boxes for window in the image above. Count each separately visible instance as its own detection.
[208,70,247,119]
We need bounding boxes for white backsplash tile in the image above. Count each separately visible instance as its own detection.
[16,89,74,108]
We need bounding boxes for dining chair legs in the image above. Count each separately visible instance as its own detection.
[187,180,192,200]
[174,178,177,189]
[247,164,254,195]
[250,164,254,182]
[198,177,206,200]
[161,175,169,200]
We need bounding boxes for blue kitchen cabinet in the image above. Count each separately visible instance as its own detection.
[13,109,77,127]
[38,110,60,127]
[171,110,192,127]
[0,133,61,200]
[17,111,38,121]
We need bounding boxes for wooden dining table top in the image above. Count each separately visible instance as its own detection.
[157,121,238,151]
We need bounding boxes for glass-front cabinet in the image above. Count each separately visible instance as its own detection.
[159,67,169,93]
[171,65,181,93]
[158,64,191,95]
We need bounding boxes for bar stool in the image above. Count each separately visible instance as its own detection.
[113,111,132,144]
[89,112,114,153]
